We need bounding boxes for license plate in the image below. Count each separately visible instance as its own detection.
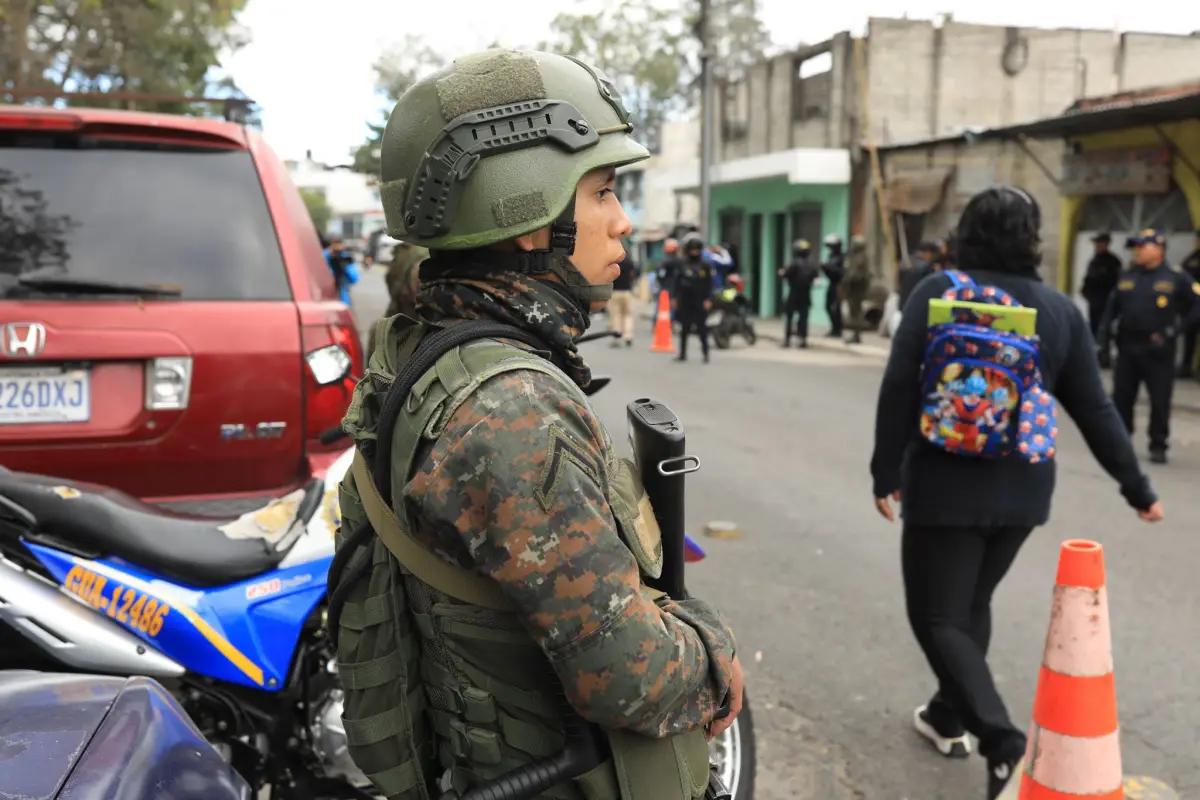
[0,367,91,425]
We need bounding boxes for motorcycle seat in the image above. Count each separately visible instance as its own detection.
[0,471,324,589]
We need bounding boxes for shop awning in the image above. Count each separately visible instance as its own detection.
[883,167,954,214]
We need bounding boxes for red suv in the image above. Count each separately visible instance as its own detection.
[0,106,362,511]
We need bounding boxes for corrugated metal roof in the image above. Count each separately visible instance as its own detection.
[875,83,1200,153]
[988,91,1200,139]
[1067,81,1200,113]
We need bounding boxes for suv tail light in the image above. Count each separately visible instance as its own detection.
[144,357,194,410]
[302,322,363,451]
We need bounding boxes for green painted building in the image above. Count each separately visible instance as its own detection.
[679,148,852,325]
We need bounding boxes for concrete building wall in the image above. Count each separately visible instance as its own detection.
[1121,33,1200,91]
[864,18,1200,146]
[872,137,1066,287]
[639,119,702,233]
[717,34,858,162]
[715,17,1200,155]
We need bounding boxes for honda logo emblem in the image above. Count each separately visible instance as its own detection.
[1,323,47,358]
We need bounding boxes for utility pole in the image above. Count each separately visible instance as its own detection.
[697,0,715,242]
[853,35,896,286]
[9,2,30,93]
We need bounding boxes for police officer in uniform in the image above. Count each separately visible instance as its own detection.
[843,234,871,345]
[1099,228,1200,464]
[1081,232,1123,340]
[672,232,715,363]
[777,238,819,347]
[821,233,846,338]
[1179,229,1200,378]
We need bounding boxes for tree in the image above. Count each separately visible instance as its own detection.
[299,188,332,236]
[538,0,773,151]
[351,34,447,177]
[539,0,691,153]
[2,0,256,117]
[696,0,773,83]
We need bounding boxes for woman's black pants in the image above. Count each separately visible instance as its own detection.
[901,522,1033,762]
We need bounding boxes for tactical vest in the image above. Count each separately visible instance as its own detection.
[330,318,711,800]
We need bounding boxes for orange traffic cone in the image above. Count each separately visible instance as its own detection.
[1019,539,1123,799]
[650,290,675,353]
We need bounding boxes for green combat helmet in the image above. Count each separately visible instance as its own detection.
[376,48,650,305]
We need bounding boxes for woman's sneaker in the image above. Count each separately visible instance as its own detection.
[987,757,1020,799]
[913,704,972,758]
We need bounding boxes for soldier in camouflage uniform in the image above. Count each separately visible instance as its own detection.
[843,234,871,345]
[330,48,742,800]
[365,240,429,361]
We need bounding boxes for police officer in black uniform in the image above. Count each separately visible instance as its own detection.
[1099,228,1200,464]
[672,232,714,363]
[1179,229,1200,378]
[1081,233,1123,338]
[821,233,846,338]
[777,238,819,347]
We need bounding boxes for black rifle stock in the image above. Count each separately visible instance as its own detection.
[626,398,732,800]
[626,398,697,601]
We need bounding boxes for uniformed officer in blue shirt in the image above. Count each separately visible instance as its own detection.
[1098,228,1200,463]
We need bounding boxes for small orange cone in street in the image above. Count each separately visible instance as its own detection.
[1019,539,1123,799]
[650,290,675,353]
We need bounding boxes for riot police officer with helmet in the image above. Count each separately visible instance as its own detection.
[672,232,715,363]
[821,233,846,337]
[1098,228,1200,464]
[778,238,819,347]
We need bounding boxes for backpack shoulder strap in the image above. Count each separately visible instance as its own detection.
[354,321,583,611]
[944,270,975,291]
[353,451,515,610]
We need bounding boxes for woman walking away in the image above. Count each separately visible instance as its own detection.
[868,186,1164,800]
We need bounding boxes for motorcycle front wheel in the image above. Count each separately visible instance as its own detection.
[709,689,756,798]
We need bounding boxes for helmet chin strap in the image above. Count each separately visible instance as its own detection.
[519,196,612,314]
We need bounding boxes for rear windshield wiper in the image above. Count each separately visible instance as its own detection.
[11,276,183,298]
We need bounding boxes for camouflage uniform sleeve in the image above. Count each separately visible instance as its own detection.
[409,370,736,738]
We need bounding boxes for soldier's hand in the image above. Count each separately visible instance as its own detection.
[1138,500,1165,522]
[707,656,744,741]
[874,491,900,522]
[703,299,712,311]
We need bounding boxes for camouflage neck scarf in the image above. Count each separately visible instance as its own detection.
[415,253,593,388]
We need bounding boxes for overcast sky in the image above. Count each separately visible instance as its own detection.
[219,0,1200,165]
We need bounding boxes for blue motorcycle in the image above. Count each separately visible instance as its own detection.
[0,343,755,799]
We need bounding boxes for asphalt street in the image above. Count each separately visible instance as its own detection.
[352,267,1200,800]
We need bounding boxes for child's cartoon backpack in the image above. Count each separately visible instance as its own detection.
[918,270,1059,463]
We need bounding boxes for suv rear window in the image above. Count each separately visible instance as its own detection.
[0,134,291,301]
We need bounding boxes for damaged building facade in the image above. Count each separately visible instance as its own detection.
[659,15,1200,318]
[867,20,1200,291]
